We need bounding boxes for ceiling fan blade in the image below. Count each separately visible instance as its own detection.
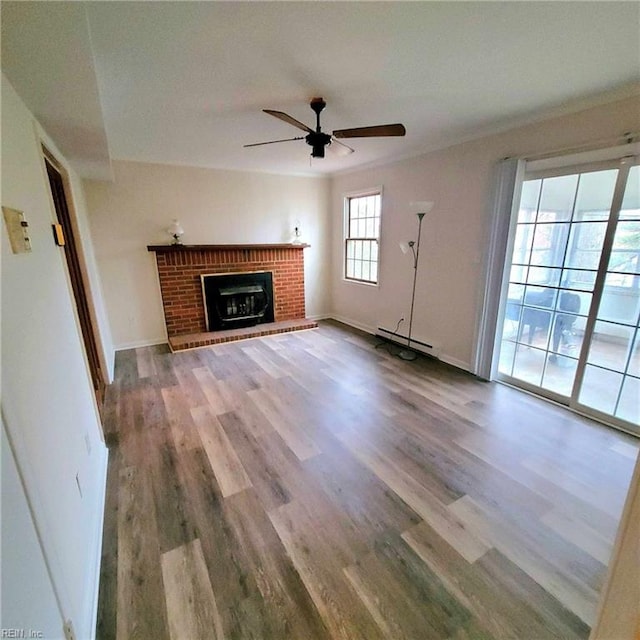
[333,123,406,139]
[243,136,305,148]
[330,137,355,156]
[263,109,314,134]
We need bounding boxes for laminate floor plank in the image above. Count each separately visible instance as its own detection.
[161,385,202,451]
[610,440,639,460]
[98,320,636,640]
[522,454,628,519]
[96,447,121,640]
[191,405,253,498]
[116,466,170,640]
[161,538,224,640]
[173,446,262,638]
[262,374,359,450]
[217,381,275,439]
[541,508,613,565]
[247,385,321,461]
[149,344,179,388]
[147,433,198,554]
[379,362,491,427]
[449,495,600,626]
[302,438,422,545]
[219,412,299,511]
[192,365,228,414]
[392,414,553,520]
[268,499,387,640]
[135,346,158,378]
[195,348,234,380]
[225,349,271,390]
[336,426,493,564]
[343,537,478,640]
[171,365,209,409]
[403,520,589,640]
[223,490,331,639]
[456,430,622,540]
[116,386,154,470]
[259,334,329,372]
[102,380,121,446]
[242,344,288,378]
[114,348,139,387]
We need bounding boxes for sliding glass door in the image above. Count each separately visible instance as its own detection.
[576,165,640,425]
[497,159,639,434]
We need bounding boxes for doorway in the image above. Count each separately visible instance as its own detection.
[43,150,106,410]
[496,159,639,434]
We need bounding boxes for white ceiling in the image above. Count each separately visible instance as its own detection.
[2,1,639,180]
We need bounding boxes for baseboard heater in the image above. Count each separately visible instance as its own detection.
[376,326,435,354]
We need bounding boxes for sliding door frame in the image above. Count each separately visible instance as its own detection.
[485,144,640,437]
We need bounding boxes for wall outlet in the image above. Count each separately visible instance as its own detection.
[63,619,75,640]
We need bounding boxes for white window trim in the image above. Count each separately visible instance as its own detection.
[343,186,383,287]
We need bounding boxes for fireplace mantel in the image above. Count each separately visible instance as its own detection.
[147,243,310,252]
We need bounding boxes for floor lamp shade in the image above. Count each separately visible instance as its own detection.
[410,201,434,215]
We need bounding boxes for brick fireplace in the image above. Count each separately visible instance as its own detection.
[147,243,316,350]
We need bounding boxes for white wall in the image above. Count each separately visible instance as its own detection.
[1,74,109,640]
[330,96,640,371]
[1,417,61,638]
[65,170,116,382]
[84,160,331,349]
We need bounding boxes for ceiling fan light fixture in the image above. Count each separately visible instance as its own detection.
[329,137,355,157]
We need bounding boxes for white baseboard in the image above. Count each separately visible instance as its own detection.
[331,315,474,375]
[104,353,115,385]
[439,353,473,373]
[114,337,167,351]
[328,314,376,335]
[307,313,331,322]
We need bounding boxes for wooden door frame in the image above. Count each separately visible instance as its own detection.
[42,145,107,413]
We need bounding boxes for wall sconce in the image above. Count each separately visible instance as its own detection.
[398,201,434,361]
[167,219,184,245]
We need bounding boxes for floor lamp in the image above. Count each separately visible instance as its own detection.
[398,202,434,361]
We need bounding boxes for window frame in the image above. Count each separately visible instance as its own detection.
[343,187,383,286]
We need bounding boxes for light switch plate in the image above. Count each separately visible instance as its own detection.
[2,206,32,253]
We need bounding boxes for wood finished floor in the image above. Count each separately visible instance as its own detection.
[97,320,639,640]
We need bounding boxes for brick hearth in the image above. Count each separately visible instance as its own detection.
[148,243,315,350]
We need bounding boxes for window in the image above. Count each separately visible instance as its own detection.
[344,191,381,284]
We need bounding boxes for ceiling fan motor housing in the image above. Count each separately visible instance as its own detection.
[306,131,332,157]
[308,97,330,157]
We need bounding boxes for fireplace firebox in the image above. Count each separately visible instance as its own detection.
[201,271,274,331]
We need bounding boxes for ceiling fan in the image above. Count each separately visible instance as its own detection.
[244,97,406,158]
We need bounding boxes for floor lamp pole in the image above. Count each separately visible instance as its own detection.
[398,212,425,361]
